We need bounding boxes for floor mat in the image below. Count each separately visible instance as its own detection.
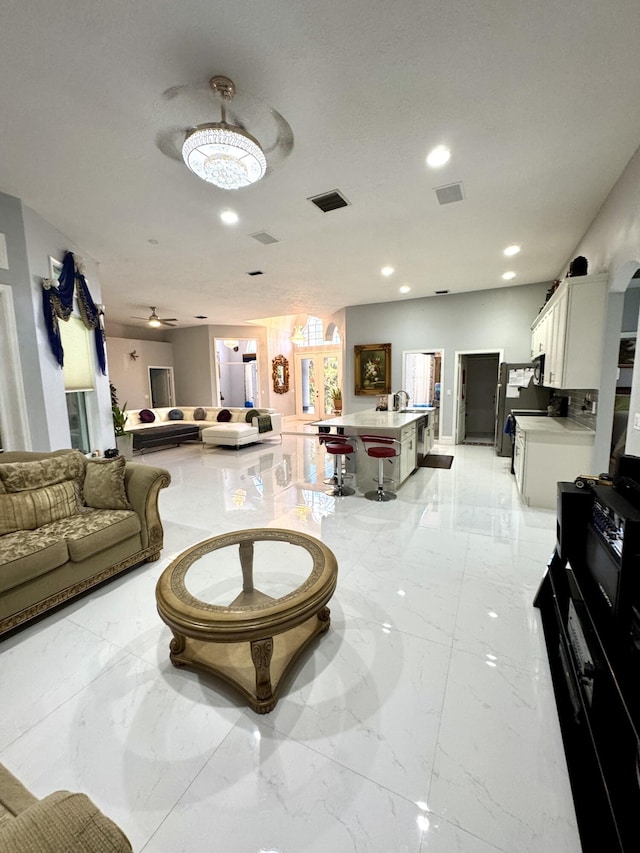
[419,454,454,469]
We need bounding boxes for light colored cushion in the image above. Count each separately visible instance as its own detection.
[42,509,141,562]
[0,481,79,536]
[0,452,86,494]
[0,530,70,592]
[83,457,131,510]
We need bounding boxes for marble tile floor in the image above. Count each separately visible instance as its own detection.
[0,437,582,852]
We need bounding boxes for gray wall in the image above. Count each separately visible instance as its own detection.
[22,205,113,451]
[345,282,548,438]
[106,337,175,410]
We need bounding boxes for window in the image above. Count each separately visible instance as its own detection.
[59,313,95,453]
[65,392,91,453]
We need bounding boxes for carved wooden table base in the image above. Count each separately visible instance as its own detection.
[156,529,338,713]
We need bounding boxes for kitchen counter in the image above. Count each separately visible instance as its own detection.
[317,408,434,430]
[514,416,595,435]
[513,416,595,509]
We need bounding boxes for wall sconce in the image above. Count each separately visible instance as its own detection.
[129,350,139,361]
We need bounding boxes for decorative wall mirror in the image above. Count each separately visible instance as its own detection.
[272,355,289,394]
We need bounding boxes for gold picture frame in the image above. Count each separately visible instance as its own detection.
[354,343,391,395]
[272,354,290,394]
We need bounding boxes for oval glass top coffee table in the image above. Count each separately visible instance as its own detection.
[156,529,338,713]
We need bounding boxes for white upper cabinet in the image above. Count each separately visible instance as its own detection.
[530,273,608,389]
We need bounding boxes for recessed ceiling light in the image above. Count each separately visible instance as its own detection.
[426,145,451,168]
[502,271,516,280]
[503,244,521,257]
[381,266,394,277]
[399,285,411,294]
[220,209,239,225]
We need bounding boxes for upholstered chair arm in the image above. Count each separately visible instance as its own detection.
[124,462,171,550]
[0,790,133,852]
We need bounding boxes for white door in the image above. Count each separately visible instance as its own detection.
[294,349,341,420]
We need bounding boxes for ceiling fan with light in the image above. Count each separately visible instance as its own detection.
[131,307,178,328]
[155,74,294,190]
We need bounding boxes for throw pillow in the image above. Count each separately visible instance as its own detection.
[83,456,132,510]
[0,451,87,494]
[245,409,260,423]
[193,407,207,420]
[139,409,155,423]
[168,409,184,420]
[217,409,232,422]
[0,481,79,535]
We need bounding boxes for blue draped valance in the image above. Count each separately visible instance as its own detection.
[42,251,106,375]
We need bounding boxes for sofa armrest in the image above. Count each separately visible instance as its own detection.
[124,462,171,551]
[0,791,132,852]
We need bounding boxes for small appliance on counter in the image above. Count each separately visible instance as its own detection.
[547,395,568,417]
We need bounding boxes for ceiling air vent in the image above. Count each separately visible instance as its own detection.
[250,231,279,245]
[434,182,464,205]
[246,270,264,276]
[435,290,449,295]
[308,190,350,213]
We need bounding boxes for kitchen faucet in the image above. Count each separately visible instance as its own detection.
[394,390,410,410]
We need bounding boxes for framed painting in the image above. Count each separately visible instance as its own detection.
[354,343,391,395]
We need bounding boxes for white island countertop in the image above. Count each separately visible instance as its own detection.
[514,416,595,435]
[315,408,434,430]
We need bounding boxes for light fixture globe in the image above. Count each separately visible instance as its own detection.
[181,75,267,190]
[182,123,266,189]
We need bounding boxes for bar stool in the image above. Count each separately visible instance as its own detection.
[359,434,401,502]
[323,435,356,496]
[318,428,347,485]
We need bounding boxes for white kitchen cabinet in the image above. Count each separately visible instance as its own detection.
[424,413,435,456]
[530,309,551,359]
[530,273,607,389]
[514,417,595,509]
[398,422,417,483]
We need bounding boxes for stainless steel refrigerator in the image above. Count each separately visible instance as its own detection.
[495,362,552,456]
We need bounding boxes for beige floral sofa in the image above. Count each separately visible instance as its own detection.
[0,449,170,637]
[0,762,132,852]
[125,406,282,450]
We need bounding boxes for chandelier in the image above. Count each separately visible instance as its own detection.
[290,325,305,345]
[182,76,266,190]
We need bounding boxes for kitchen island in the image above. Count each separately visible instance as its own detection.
[315,408,436,490]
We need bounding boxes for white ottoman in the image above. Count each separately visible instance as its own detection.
[202,423,260,448]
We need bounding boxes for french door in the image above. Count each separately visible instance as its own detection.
[294,349,341,420]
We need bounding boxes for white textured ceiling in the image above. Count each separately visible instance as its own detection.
[2,0,640,330]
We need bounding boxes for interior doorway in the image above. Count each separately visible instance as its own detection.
[294,348,341,420]
[454,350,502,445]
[148,366,175,408]
[402,349,443,439]
[215,339,259,407]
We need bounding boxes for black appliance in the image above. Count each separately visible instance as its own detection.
[532,354,545,386]
[584,484,640,631]
[494,361,551,456]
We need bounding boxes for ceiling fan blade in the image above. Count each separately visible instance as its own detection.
[130,316,150,321]
[160,321,177,327]
[155,128,189,163]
